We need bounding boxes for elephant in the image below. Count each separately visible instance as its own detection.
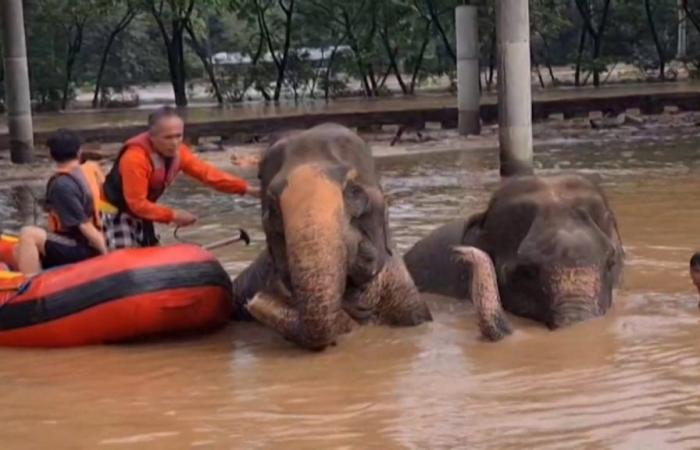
[232,123,432,350]
[404,174,624,341]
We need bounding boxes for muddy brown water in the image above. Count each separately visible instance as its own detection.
[1,140,700,449]
[1,82,699,134]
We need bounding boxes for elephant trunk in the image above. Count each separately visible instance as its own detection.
[280,164,354,350]
[547,267,601,329]
[454,246,512,342]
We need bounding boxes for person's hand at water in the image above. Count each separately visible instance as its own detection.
[230,152,260,169]
[172,209,198,227]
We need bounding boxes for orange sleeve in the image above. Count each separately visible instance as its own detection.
[119,147,175,224]
[179,147,248,195]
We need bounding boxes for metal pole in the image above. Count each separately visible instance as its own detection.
[456,5,480,135]
[496,0,533,177]
[1,0,34,163]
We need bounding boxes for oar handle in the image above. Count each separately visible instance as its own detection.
[177,228,251,250]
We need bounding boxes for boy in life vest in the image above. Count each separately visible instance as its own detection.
[101,106,260,249]
[14,130,108,274]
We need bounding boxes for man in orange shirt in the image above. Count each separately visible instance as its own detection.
[101,107,259,249]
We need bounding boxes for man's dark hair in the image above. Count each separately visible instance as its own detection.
[148,106,182,129]
[47,129,82,163]
[690,252,700,270]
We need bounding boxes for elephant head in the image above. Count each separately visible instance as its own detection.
[248,124,428,349]
[461,175,624,338]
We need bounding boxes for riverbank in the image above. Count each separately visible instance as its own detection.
[2,82,700,152]
[2,107,700,188]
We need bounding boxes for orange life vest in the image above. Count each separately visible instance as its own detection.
[108,132,182,204]
[46,162,105,233]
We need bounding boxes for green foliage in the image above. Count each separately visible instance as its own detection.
[2,0,694,108]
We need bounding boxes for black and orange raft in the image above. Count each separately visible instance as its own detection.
[0,236,232,347]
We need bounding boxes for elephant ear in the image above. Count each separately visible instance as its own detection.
[461,211,487,248]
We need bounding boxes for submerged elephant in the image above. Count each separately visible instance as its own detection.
[232,124,432,350]
[404,174,624,341]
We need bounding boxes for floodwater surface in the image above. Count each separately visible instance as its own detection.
[1,82,699,133]
[1,139,700,449]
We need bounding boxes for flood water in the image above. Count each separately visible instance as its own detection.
[2,138,700,449]
[1,81,699,134]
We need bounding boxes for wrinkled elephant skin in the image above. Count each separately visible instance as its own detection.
[404,174,624,341]
[232,123,432,350]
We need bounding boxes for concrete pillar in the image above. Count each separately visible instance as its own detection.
[496,0,533,177]
[456,5,480,135]
[1,0,34,163]
[678,0,687,59]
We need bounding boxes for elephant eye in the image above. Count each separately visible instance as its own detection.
[515,264,540,281]
[345,183,370,217]
[348,184,363,198]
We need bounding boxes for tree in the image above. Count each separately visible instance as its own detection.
[574,0,613,87]
[145,0,198,106]
[26,1,80,109]
[92,0,139,108]
[231,0,296,102]
[31,1,97,109]
[531,0,572,86]
[378,0,434,95]
[424,0,456,64]
[642,0,677,80]
[185,14,224,104]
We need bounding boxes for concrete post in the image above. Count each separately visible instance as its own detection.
[496,0,533,177]
[1,0,34,163]
[678,0,687,59]
[456,5,480,135]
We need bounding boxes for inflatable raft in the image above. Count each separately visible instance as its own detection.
[0,236,232,347]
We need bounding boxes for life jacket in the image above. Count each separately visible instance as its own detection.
[102,132,182,215]
[46,161,105,233]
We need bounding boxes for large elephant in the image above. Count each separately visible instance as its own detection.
[232,124,432,350]
[404,174,624,341]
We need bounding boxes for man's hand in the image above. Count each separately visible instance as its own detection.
[79,222,108,255]
[246,186,261,198]
[230,152,260,169]
[172,209,198,226]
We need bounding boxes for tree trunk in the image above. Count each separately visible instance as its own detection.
[92,9,135,108]
[684,2,700,35]
[149,1,194,107]
[324,45,339,101]
[346,30,372,96]
[61,21,85,110]
[172,26,188,106]
[425,0,456,63]
[645,0,667,80]
[409,22,432,94]
[533,60,545,88]
[381,34,408,94]
[574,25,587,87]
[92,32,119,108]
[273,0,295,101]
[487,28,496,90]
[538,33,558,85]
[368,65,381,95]
[185,21,223,104]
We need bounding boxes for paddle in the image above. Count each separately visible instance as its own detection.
[173,227,251,251]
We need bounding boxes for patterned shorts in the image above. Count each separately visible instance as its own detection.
[100,211,156,250]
